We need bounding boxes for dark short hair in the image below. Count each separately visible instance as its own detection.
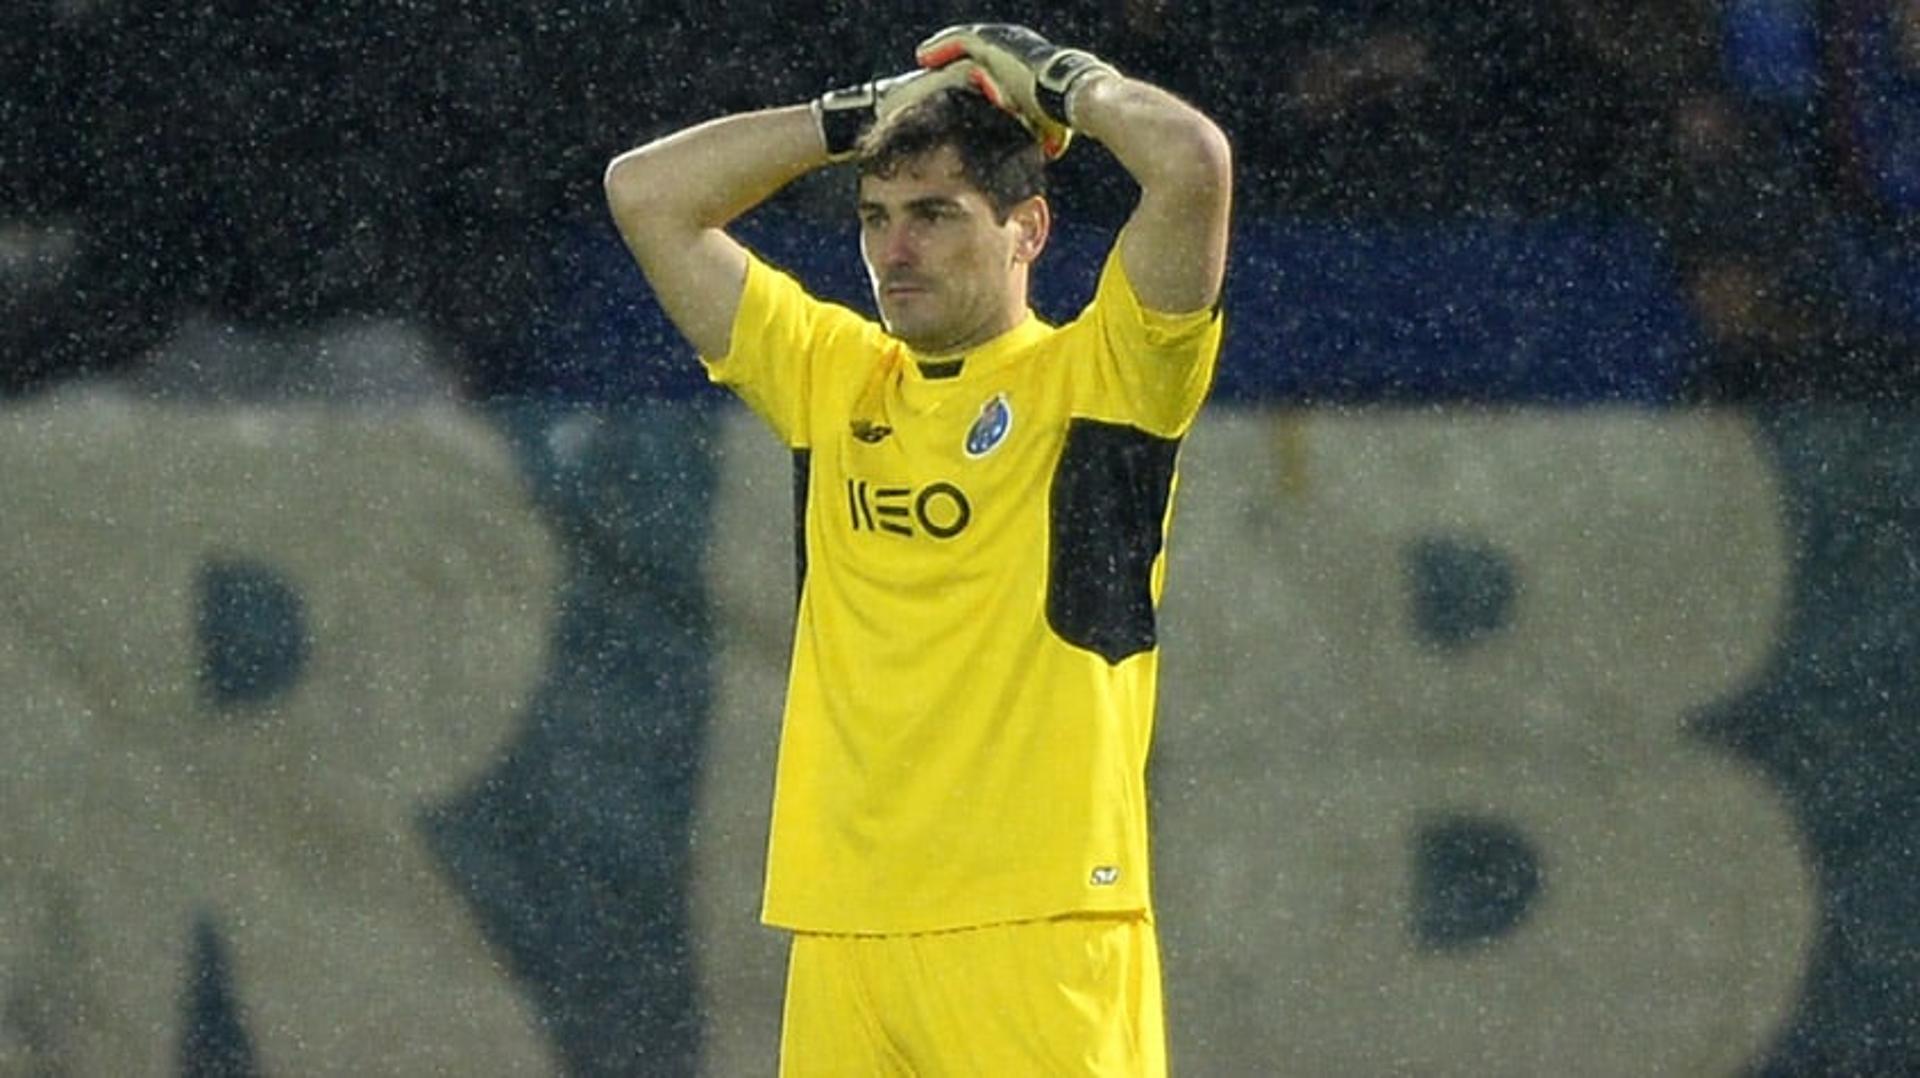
[855,87,1047,220]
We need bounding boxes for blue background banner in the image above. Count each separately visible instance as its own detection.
[529,211,1705,406]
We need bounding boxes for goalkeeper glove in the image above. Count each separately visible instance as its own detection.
[813,62,983,162]
[915,23,1117,159]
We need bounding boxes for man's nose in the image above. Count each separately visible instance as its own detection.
[878,223,918,267]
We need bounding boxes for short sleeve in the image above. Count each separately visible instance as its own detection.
[703,255,871,449]
[1075,247,1224,437]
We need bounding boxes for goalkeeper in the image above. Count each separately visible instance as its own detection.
[607,23,1231,1075]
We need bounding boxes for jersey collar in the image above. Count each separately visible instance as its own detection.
[903,311,1050,384]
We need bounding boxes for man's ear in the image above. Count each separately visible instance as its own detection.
[1009,195,1051,265]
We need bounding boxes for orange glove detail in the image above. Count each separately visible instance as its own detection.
[916,23,1117,159]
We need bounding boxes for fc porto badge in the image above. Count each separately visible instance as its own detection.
[964,393,1013,458]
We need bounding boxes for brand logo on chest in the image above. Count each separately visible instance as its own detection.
[849,419,892,444]
[846,479,971,540]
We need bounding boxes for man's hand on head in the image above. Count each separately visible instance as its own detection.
[915,24,1118,159]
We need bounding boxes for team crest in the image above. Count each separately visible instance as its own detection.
[964,393,1013,458]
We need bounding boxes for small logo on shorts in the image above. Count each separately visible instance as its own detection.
[1089,865,1121,887]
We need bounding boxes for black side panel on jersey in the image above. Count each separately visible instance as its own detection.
[792,449,811,606]
[1047,419,1181,664]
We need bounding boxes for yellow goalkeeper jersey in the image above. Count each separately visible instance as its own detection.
[705,244,1221,934]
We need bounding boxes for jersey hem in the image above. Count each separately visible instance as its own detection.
[760,896,1154,937]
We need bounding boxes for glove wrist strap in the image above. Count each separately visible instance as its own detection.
[813,85,875,161]
[1036,50,1117,126]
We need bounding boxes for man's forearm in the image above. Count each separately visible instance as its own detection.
[602,104,829,359]
[1068,75,1231,204]
[604,104,828,237]
[1067,73,1232,314]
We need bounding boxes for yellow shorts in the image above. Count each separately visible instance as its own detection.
[777,914,1165,1077]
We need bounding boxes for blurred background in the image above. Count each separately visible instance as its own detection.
[3,0,1919,1074]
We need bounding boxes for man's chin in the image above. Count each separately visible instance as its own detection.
[880,312,935,348]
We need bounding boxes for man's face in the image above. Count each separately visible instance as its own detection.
[857,145,1040,355]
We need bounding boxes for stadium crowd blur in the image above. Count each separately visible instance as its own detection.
[2,0,1916,402]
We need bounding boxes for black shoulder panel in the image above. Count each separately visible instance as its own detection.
[1047,419,1182,664]
[792,449,811,607]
